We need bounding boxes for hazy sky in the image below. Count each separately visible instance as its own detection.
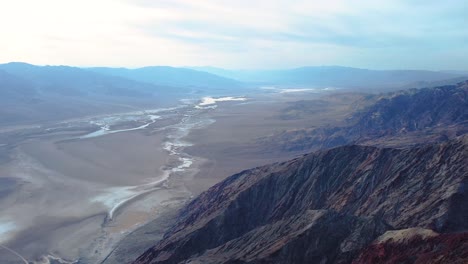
[0,0,466,70]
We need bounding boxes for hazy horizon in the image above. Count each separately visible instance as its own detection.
[1,61,468,72]
[1,0,467,71]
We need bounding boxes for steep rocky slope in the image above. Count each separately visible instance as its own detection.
[352,229,468,264]
[184,210,388,264]
[348,82,467,137]
[134,135,467,263]
[261,81,468,152]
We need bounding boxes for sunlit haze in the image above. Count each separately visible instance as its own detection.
[0,0,467,69]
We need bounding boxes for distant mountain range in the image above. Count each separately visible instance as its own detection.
[0,62,246,99]
[0,62,164,98]
[88,66,243,90]
[190,66,467,89]
[1,63,466,101]
[0,62,245,125]
[1,62,467,125]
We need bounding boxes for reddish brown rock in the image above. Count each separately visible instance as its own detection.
[352,230,468,264]
[134,136,467,264]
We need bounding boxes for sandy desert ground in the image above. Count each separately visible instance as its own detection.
[0,89,359,264]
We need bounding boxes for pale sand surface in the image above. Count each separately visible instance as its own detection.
[0,90,358,263]
[100,92,340,263]
[183,92,357,194]
[20,131,170,186]
[0,109,191,263]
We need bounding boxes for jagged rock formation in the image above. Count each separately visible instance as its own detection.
[134,135,468,263]
[352,229,468,264]
[350,82,468,136]
[261,81,468,152]
[184,210,388,264]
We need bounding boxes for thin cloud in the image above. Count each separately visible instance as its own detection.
[0,0,466,69]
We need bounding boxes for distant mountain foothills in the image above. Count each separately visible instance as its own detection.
[1,63,466,106]
[134,135,467,264]
[0,63,163,125]
[190,66,467,89]
[88,66,243,90]
[0,69,37,102]
[0,62,247,101]
[0,62,244,125]
[0,62,160,97]
[261,81,468,152]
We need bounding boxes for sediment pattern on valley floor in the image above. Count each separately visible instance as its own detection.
[0,101,220,264]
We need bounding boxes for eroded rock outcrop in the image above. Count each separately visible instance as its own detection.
[261,81,468,152]
[352,229,468,264]
[134,135,467,264]
[186,210,388,264]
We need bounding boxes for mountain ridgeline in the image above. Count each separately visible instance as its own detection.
[262,81,468,152]
[1,63,466,103]
[0,62,160,97]
[190,66,467,89]
[134,136,467,264]
[0,62,246,98]
[0,62,245,125]
[133,82,468,264]
[2,62,465,102]
[88,66,243,90]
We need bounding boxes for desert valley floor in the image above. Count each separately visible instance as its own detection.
[0,89,354,263]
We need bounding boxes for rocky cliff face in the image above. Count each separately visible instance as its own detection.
[352,228,468,264]
[185,210,388,264]
[350,82,468,136]
[134,135,468,264]
[262,81,468,152]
